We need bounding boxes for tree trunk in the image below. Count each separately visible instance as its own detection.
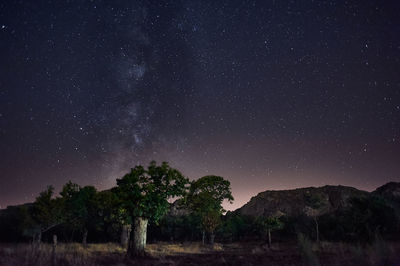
[202,230,205,245]
[128,217,148,257]
[121,224,131,249]
[82,228,88,246]
[209,232,215,247]
[314,217,319,243]
[32,231,42,251]
[36,232,42,250]
[267,228,271,248]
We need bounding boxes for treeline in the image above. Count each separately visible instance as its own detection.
[152,193,400,245]
[1,162,399,257]
[0,162,234,257]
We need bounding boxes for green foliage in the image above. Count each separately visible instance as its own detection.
[318,195,399,242]
[201,209,221,234]
[344,196,397,241]
[254,216,284,235]
[96,189,125,234]
[59,181,99,234]
[32,186,62,232]
[149,214,201,241]
[305,193,325,209]
[188,175,234,212]
[187,175,234,234]
[219,212,251,241]
[0,205,36,241]
[304,193,327,219]
[116,161,189,224]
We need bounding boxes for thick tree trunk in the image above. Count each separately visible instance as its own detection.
[128,217,148,257]
[315,218,319,243]
[202,231,205,245]
[121,224,131,249]
[267,228,271,248]
[82,228,88,246]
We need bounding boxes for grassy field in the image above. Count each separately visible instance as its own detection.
[0,240,399,265]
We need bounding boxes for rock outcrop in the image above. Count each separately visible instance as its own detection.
[373,182,400,199]
[238,185,370,217]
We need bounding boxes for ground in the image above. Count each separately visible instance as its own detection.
[0,241,399,265]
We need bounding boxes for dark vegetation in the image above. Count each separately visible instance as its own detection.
[0,161,400,265]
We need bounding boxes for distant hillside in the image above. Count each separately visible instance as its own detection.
[238,183,400,217]
[373,182,400,198]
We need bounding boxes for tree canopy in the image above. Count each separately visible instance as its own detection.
[187,175,234,215]
[116,161,189,224]
[187,175,234,244]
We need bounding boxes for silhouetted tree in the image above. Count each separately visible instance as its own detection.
[116,161,188,257]
[219,212,252,241]
[346,196,398,242]
[60,182,98,245]
[187,175,234,245]
[95,188,125,243]
[304,193,327,242]
[255,216,284,248]
[31,186,62,247]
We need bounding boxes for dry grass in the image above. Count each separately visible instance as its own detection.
[146,241,223,256]
[0,242,125,266]
[0,241,399,265]
[0,242,225,266]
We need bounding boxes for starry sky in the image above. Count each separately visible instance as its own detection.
[0,0,399,210]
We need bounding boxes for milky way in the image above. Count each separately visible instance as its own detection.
[1,1,399,210]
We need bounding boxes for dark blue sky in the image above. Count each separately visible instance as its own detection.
[1,0,399,210]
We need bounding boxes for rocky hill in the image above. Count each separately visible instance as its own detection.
[373,182,400,198]
[237,184,393,217]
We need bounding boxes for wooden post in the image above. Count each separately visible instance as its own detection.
[52,234,57,266]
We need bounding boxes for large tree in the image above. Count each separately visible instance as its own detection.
[97,188,131,248]
[187,175,234,245]
[60,182,99,245]
[31,186,62,247]
[116,161,188,257]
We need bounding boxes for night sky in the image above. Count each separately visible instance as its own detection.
[1,0,399,210]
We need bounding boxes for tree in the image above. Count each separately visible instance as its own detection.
[187,175,234,245]
[219,212,251,242]
[96,188,127,244]
[0,205,36,242]
[345,196,398,242]
[304,193,327,243]
[77,186,98,245]
[31,186,62,247]
[116,161,188,257]
[60,182,98,245]
[255,216,284,248]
